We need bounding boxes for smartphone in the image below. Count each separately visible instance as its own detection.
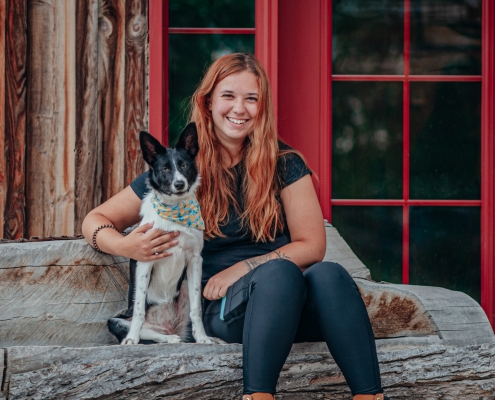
[220,296,226,321]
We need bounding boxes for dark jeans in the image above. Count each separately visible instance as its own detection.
[203,260,383,396]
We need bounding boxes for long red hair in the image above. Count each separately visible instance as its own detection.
[190,53,300,242]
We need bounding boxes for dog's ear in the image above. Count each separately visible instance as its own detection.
[176,122,199,159]
[140,131,166,166]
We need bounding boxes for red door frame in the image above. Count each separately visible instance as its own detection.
[149,0,495,326]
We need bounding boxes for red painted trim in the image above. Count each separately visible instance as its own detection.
[403,0,410,284]
[168,27,255,34]
[332,75,482,82]
[255,0,278,124]
[331,199,482,206]
[319,0,332,221]
[481,0,495,326]
[148,0,167,143]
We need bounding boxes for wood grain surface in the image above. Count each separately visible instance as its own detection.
[124,0,147,186]
[0,0,6,239]
[25,0,76,237]
[3,342,495,399]
[75,0,100,234]
[4,0,27,239]
[99,0,126,202]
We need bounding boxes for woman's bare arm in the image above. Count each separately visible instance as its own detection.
[81,186,179,261]
[203,174,326,300]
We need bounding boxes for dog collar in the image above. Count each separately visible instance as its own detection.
[151,194,205,230]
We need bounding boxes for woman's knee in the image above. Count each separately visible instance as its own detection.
[251,259,306,295]
[304,261,355,291]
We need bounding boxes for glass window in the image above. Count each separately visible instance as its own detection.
[410,82,481,200]
[332,206,403,284]
[169,0,255,28]
[332,82,403,199]
[410,0,482,75]
[332,0,404,74]
[409,206,481,303]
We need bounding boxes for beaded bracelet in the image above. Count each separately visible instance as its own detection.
[92,224,119,254]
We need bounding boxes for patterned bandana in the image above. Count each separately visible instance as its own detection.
[151,193,205,230]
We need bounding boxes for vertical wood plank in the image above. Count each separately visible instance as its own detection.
[0,0,6,239]
[75,0,100,234]
[124,0,147,185]
[4,0,27,239]
[26,0,76,237]
[99,0,126,201]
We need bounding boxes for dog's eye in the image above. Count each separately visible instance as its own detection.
[179,163,187,170]
[163,166,171,172]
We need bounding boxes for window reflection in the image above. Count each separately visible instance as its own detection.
[410,82,481,200]
[332,0,404,74]
[333,206,403,284]
[410,0,481,75]
[410,206,481,303]
[169,0,255,28]
[332,82,403,199]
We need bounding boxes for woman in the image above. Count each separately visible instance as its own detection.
[82,53,386,400]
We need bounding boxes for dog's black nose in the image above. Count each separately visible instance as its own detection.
[174,181,185,190]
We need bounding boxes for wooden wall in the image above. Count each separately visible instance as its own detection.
[0,0,148,239]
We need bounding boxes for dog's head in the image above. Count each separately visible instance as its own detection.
[140,122,200,199]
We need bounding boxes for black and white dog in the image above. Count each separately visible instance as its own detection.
[108,122,215,345]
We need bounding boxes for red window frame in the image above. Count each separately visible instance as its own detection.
[325,0,495,324]
[147,0,277,145]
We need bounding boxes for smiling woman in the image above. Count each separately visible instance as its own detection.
[208,71,259,158]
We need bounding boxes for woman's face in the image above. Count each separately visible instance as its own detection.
[209,71,259,150]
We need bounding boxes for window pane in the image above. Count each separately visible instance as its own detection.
[169,0,254,28]
[410,0,482,75]
[410,82,481,200]
[332,0,404,74]
[332,206,403,284]
[409,206,480,303]
[332,82,403,199]
[169,34,255,144]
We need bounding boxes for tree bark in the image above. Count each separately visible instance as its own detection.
[74,0,100,234]
[25,0,76,237]
[99,0,126,202]
[2,342,495,399]
[4,0,27,239]
[124,0,147,186]
[0,0,6,239]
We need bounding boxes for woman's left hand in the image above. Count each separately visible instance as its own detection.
[203,263,247,300]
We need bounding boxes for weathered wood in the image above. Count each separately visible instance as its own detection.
[0,0,6,240]
[25,0,76,237]
[99,0,126,202]
[74,0,100,235]
[3,342,495,399]
[1,234,493,348]
[0,240,128,347]
[323,222,371,279]
[4,0,27,239]
[357,278,495,345]
[124,0,147,186]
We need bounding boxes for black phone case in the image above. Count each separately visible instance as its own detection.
[222,275,252,325]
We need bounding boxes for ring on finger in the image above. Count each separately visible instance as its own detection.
[154,247,159,255]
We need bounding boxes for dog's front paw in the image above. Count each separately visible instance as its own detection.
[122,335,139,345]
[195,335,216,345]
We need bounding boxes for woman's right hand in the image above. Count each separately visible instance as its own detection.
[117,222,180,262]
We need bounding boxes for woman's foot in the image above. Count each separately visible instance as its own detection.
[242,394,275,400]
[353,394,388,400]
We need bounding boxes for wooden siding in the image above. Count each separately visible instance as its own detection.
[1,0,148,239]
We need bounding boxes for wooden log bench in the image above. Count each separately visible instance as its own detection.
[1,223,494,399]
